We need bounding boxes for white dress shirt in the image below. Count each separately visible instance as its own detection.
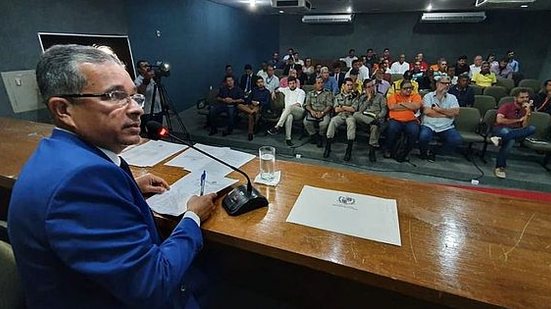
[277,87,306,107]
[390,61,410,74]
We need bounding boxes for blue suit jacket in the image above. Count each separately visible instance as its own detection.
[8,130,202,308]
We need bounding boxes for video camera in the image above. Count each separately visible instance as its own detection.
[148,61,171,78]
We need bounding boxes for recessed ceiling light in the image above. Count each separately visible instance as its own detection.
[426,3,433,11]
[249,0,256,7]
[279,10,284,13]
[520,4,528,8]
[347,6,352,13]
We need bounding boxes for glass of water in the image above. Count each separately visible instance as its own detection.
[259,146,276,181]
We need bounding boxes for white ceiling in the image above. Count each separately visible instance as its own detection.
[209,0,551,14]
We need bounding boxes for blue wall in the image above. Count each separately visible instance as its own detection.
[127,0,280,113]
[0,0,128,121]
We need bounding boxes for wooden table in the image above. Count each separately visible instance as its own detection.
[2,117,551,308]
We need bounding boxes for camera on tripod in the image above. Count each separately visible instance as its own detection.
[148,61,171,78]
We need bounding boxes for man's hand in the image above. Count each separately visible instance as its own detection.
[135,173,170,194]
[186,193,217,222]
[293,103,301,107]
[223,97,233,104]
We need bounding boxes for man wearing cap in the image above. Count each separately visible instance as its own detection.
[419,76,462,162]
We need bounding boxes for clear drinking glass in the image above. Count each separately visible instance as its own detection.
[259,146,276,181]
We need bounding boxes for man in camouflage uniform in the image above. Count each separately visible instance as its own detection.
[303,76,334,147]
[324,78,359,161]
[353,78,387,162]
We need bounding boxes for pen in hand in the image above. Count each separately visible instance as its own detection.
[200,170,206,196]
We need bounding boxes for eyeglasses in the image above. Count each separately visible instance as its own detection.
[57,91,146,108]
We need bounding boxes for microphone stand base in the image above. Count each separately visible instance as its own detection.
[222,184,269,216]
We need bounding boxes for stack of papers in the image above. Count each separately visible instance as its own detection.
[147,172,238,216]
[121,140,187,167]
[165,143,256,176]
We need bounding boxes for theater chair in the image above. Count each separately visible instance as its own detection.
[498,96,514,108]
[496,78,514,93]
[455,107,485,160]
[519,79,542,93]
[474,95,496,121]
[524,112,551,171]
[483,86,508,102]
[479,109,498,163]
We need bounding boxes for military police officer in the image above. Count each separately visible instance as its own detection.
[353,78,388,162]
[303,76,334,147]
[325,77,359,161]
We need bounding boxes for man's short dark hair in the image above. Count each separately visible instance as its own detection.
[367,48,373,53]
[225,64,232,70]
[344,77,353,84]
[267,64,274,69]
[225,75,234,81]
[294,64,303,71]
[136,60,148,69]
[515,87,531,97]
[458,73,470,80]
[351,59,360,66]
[403,70,413,80]
[255,76,264,83]
[349,49,355,53]
[499,57,509,63]
[332,62,342,69]
[363,78,373,87]
[384,48,390,52]
[458,55,468,61]
[544,79,551,87]
[287,76,297,83]
[350,68,359,76]
[244,64,252,70]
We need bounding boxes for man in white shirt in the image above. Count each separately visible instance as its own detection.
[264,65,279,93]
[345,59,369,83]
[390,54,411,74]
[135,60,162,137]
[267,76,306,146]
[257,62,268,81]
[340,49,358,69]
[469,55,483,78]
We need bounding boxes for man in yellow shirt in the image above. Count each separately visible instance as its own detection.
[472,61,497,88]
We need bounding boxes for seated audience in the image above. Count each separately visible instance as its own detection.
[491,58,513,79]
[303,57,316,84]
[447,66,458,85]
[223,64,238,84]
[390,54,411,74]
[384,80,423,161]
[379,59,392,74]
[324,78,358,161]
[346,59,369,82]
[373,69,391,96]
[454,55,470,76]
[331,62,346,90]
[353,79,388,162]
[321,66,339,95]
[418,68,436,91]
[382,48,392,63]
[472,61,497,88]
[490,89,535,178]
[257,62,268,81]
[487,53,498,68]
[432,58,448,79]
[364,48,378,70]
[268,51,284,69]
[267,77,306,146]
[419,76,462,162]
[239,77,270,141]
[448,74,475,107]
[264,64,280,93]
[340,48,358,69]
[279,68,301,88]
[415,52,429,72]
[342,68,362,93]
[283,48,294,61]
[387,70,419,98]
[303,77,334,147]
[295,64,308,86]
[411,60,424,83]
[239,64,257,95]
[469,55,483,78]
[507,50,520,73]
[209,75,245,136]
[534,79,551,115]
[292,51,304,66]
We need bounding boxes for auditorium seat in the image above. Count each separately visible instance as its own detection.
[261,91,285,130]
[525,112,551,171]
[471,85,484,95]
[498,96,514,107]
[390,74,403,83]
[483,86,508,102]
[454,107,484,157]
[474,95,496,120]
[302,84,314,93]
[495,78,514,92]
[480,109,498,162]
[274,69,284,78]
[519,79,541,93]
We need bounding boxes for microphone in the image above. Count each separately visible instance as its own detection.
[146,121,269,216]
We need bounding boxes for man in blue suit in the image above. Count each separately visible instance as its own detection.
[8,44,217,308]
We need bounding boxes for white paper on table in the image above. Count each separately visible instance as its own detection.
[121,140,187,167]
[286,185,401,246]
[147,172,238,216]
[165,143,255,176]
